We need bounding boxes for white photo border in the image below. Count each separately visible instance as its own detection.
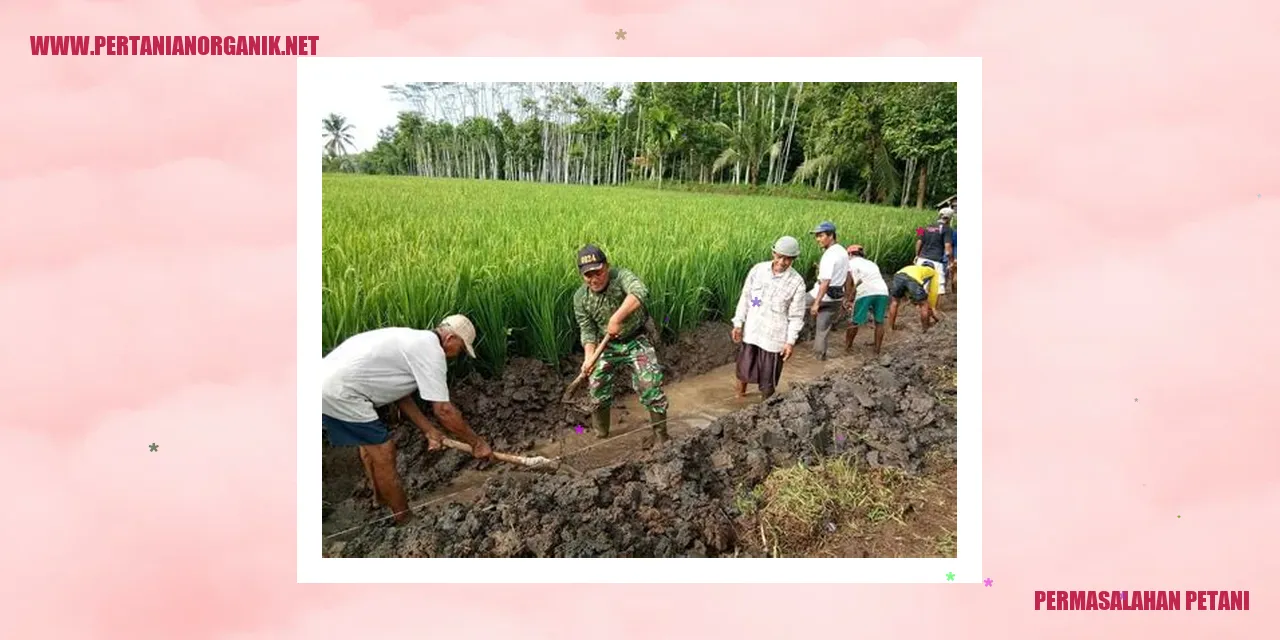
[297,56,982,584]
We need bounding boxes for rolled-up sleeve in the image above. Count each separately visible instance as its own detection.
[617,268,650,307]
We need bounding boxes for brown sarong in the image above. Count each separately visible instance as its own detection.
[736,342,784,396]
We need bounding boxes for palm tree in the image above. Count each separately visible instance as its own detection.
[322,113,355,158]
[711,115,780,186]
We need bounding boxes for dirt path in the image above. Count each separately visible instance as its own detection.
[323,293,959,557]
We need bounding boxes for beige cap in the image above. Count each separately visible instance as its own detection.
[439,314,477,358]
[772,235,801,257]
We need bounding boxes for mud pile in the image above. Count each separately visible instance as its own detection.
[322,322,738,508]
[332,325,956,558]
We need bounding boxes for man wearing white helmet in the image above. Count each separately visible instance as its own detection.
[321,315,494,524]
[731,236,808,399]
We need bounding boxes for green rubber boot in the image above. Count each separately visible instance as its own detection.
[591,407,612,438]
[649,411,670,443]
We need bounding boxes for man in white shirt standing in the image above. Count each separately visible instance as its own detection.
[806,221,853,361]
[843,244,891,355]
[321,315,493,524]
[730,236,808,400]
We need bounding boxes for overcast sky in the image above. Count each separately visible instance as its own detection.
[313,77,406,153]
[314,81,635,154]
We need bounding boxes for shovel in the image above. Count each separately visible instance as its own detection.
[561,334,611,402]
[440,437,560,471]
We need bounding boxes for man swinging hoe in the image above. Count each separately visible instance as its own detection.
[572,244,672,444]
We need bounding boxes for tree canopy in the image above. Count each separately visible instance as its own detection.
[321,81,957,208]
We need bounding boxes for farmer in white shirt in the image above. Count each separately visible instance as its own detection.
[321,315,493,524]
[843,244,891,355]
[731,236,808,399]
[806,221,853,361]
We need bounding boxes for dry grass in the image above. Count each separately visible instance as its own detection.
[740,457,920,556]
[733,447,957,558]
[929,529,957,556]
[931,364,957,407]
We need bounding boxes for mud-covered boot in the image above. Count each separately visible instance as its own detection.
[591,407,612,439]
[649,411,670,443]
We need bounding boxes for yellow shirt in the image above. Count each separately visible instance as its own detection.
[897,264,940,309]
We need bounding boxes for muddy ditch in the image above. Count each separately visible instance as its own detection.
[321,321,738,515]
[327,322,957,558]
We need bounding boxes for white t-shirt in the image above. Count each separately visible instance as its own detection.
[321,328,450,423]
[808,243,850,303]
[847,256,889,299]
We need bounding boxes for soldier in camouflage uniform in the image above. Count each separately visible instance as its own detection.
[572,244,671,443]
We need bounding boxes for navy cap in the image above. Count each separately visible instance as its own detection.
[577,244,607,274]
[811,221,837,234]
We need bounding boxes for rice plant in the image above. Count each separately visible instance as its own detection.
[322,174,935,375]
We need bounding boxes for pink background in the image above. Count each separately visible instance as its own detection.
[3,0,1277,637]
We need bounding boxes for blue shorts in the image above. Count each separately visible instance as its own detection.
[322,413,391,447]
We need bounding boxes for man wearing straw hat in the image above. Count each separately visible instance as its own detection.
[731,236,808,400]
[573,244,671,443]
[321,315,494,525]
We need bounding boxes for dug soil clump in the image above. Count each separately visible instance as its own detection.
[330,324,956,558]
[322,321,737,515]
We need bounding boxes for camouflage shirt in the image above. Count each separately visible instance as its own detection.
[573,267,650,347]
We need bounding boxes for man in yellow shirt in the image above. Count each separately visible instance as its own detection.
[888,263,941,332]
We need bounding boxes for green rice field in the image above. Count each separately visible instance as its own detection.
[322,174,936,374]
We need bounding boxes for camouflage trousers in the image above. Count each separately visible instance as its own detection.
[588,335,669,414]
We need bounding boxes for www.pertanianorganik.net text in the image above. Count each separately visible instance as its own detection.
[30,35,319,56]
